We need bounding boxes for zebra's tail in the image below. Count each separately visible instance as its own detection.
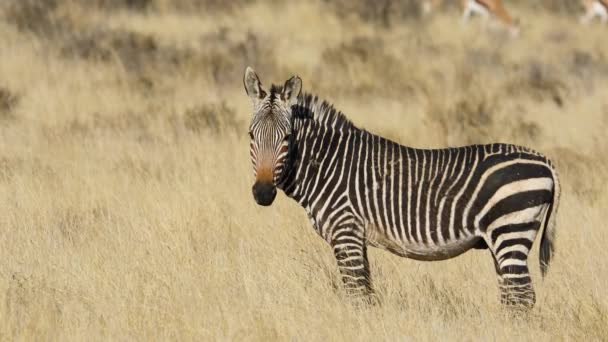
[540,166,560,278]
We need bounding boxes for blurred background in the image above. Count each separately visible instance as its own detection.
[0,0,607,340]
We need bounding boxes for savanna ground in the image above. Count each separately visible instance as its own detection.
[0,0,607,340]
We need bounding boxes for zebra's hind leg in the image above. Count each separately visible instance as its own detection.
[487,221,540,309]
[492,254,535,309]
[330,229,375,302]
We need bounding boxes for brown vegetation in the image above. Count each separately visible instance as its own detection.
[0,0,607,340]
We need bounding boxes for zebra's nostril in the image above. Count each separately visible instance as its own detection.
[252,182,277,206]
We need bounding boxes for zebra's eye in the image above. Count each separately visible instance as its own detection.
[248,131,254,140]
[283,134,291,141]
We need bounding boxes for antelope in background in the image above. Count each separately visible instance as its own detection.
[424,0,608,27]
[579,0,608,24]
[461,0,520,37]
[422,0,446,15]
[422,0,520,37]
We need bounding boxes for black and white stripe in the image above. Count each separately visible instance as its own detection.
[245,72,560,308]
[249,93,291,184]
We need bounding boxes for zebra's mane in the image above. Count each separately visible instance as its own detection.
[293,92,354,130]
[269,84,354,130]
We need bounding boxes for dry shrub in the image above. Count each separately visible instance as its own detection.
[8,0,254,14]
[61,27,277,88]
[56,206,108,246]
[4,0,57,33]
[68,0,257,13]
[322,0,421,27]
[61,29,184,91]
[425,84,543,146]
[0,157,23,182]
[451,97,495,137]
[199,30,278,87]
[504,60,566,107]
[427,91,498,145]
[321,36,418,98]
[83,0,153,10]
[153,0,255,13]
[59,28,205,86]
[464,48,505,71]
[4,274,63,337]
[544,29,571,45]
[512,119,542,143]
[4,1,169,79]
[113,156,163,181]
[3,0,75,38]
[171,102,242,135]
[4,1,278,88]
[423,57,501,145]
[0,87,18,121]
[550,147,606,205]
[570,50,596,78]
[567,50,608,91]
[459,104,541,145]
[0,157,57,183]
[92,112,152,133]
[514,0,582,15]
[60,29,167,73]
[47,112,156,142]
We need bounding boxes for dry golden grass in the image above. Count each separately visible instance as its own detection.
[0,0,607,340]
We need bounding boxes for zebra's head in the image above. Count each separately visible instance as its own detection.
[244,67,302,206]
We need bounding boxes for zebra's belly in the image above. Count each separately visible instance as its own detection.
[367,228,481,261]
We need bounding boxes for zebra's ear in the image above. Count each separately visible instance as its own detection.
[243,67,266,103]
[282,75,302,106]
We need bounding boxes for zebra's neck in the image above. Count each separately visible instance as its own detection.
[276,93,363,209]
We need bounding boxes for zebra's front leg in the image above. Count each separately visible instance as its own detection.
[331,231,374,301]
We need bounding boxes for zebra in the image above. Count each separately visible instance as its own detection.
[244,67,560,308]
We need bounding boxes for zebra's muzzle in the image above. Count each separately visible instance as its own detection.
[252,181,277,206]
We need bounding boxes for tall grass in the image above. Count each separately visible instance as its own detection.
[0,0,607,340]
